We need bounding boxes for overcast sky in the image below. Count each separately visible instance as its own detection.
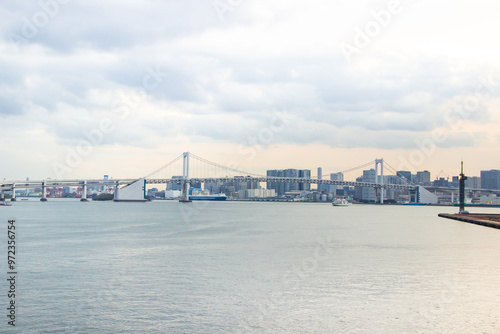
[1,0,500,180]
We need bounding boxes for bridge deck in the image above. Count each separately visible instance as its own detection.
[1,177,415,190]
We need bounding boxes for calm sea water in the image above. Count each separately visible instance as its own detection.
[1,199,499,333]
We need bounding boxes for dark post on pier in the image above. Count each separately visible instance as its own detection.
[439,162,500,230]
[459,161,467,213]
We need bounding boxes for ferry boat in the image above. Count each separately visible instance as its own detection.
[189,194,227,201]
[332,198,350,207]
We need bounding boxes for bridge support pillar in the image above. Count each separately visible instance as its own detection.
[81,180,89,202]
[180,180,192,203]
[180,152,192,202]
[11,184,16,201]
[375,159,384,204]
[41,181,47,201]
[114,181,120,199]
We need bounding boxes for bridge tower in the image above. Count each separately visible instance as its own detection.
[375,159,384,204]
[180,152,192,202]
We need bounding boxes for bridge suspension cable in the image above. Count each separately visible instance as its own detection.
[189,153,266,178]
[143,153,184,179]
[384,161,416,186]
[320,160,376,179]
[338,160,377,175]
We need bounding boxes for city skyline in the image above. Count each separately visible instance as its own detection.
[1,1,500,180]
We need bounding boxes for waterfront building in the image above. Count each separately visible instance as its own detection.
[266,169,311,196]
[299,169,311,191]
[240,188,277,199]
[397,171,412,184]
[354,176,363,200]
[416,170,431,185]
[317,167,329,193]
[167,176,183,191]
[147,188,159,197]
[361,169,376,202]
[480,170,500,190]
[204,181,223,194]
[266,169,286,196]
[330,172,344,195]
[231,176,258,192]
[480,194,500,205]
[433,177,449,187]
[164,190,182,199]
[384,175,400,200]
[466,176,481,189]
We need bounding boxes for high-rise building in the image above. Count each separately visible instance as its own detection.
[384,175,401,200]
[283,169,299,193]
[330,172,344,195]
[317,167,326,192]
[397,171,412,183]
[167,176,184,191]
[266,170,285,196]
[299,169,311,191]
[466,176,481,189]
[354,176,363,200]
[416,170,431,185]
[204,181,223,194]
[361,169,376,202]
[267,169,311,195]
[481,170,500,190]
[433,177,449,187]
[232,176,259,192]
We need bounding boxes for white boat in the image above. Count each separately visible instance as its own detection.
[332,198,350,207]
[0,201,12,206]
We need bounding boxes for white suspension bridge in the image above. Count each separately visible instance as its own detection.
[1,152,420,204]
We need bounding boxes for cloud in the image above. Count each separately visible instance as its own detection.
[1,0,500,178]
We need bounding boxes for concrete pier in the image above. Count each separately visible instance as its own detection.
[438,213,500,230]
[438,163,500,230]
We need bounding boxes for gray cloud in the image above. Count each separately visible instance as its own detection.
[1,0,499,156]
